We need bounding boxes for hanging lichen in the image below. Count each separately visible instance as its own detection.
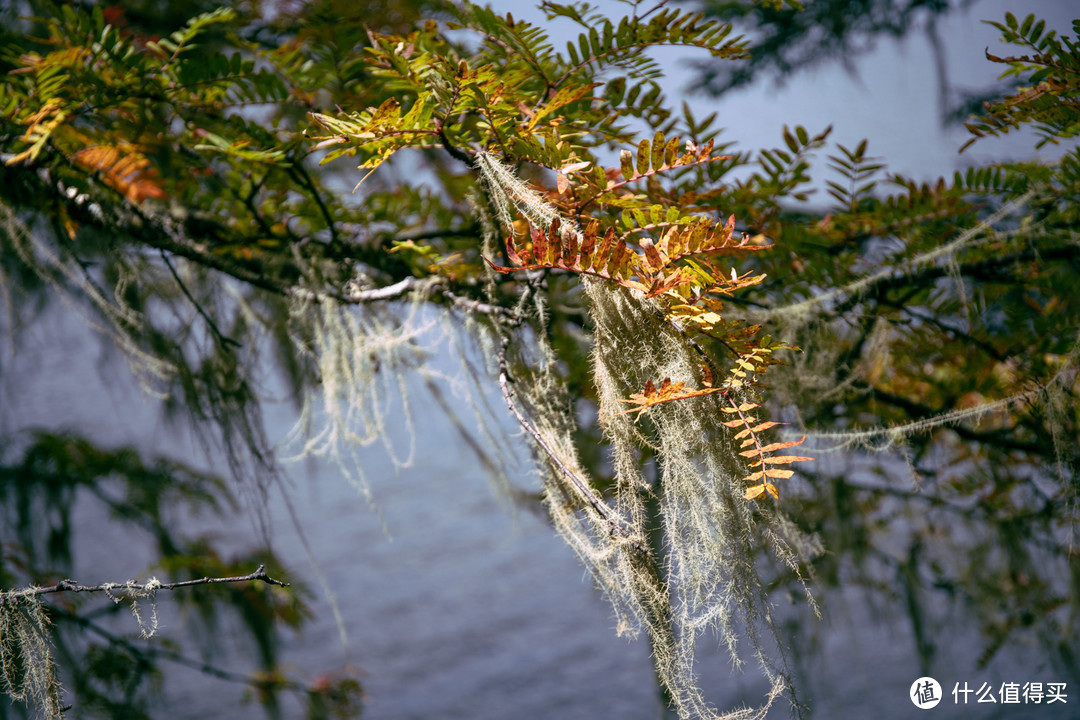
[0,593,64,720]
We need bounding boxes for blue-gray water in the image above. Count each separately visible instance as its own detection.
[5,307,1069,720]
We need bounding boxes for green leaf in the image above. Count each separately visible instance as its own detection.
[783,126,799,154]
[652,130,666,170]
[620,149,636,180]
[1019,13,1033,37]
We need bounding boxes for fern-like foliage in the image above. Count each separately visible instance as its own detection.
[615,354,814,499]
[2,4,289,184]
[69,143,167,204]
[543,1,747,76]
[614,364,726,418]
[305,2,750,178]
[825,140,883,212]
[721,401,811,500]
[307,96,440,183]
[486,212,764,298]
[963,14,1080,150]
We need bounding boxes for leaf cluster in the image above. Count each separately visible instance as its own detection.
[614,351,813,500]
[964,14,1080,150]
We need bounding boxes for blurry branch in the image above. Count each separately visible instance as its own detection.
[53,604,273,686]
[1,161,507,316]
[4,565,289,599]
[832,241,1079,314]
[50,603,365,718]
[867,386,1052,456]
[160,249,243,349]
[287,163,342,247]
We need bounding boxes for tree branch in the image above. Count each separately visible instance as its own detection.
[866,386,1050,456]
[5,565,289,599]
[3,161,520,321]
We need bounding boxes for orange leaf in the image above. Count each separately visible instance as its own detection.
[763,455,814,464]
[71,144,166,204]
[754,437,806,454]
[744,485,767,499]
[764,468,794,479]
[640,237,663,271]
[561,160,591,174]
[614,375,722,418]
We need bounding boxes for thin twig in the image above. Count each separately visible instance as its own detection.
[388,223,482,243]
[160,249,242,349]
[443,288,518,318]
[289,162,342,247]
[5,565,288,598]
[344,275,518,319]
[436,118,476,168]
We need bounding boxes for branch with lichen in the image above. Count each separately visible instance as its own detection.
[0,566,291,720]
[2,565,289,599]
[495,338,648,554]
